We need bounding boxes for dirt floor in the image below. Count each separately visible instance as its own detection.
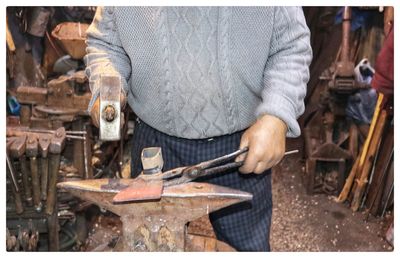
[269,140,393,252]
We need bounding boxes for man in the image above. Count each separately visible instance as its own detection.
[85,7,312,251]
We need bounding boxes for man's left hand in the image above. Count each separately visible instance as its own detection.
[236,114,287,174]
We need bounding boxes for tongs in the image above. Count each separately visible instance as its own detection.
[113,147,298,203]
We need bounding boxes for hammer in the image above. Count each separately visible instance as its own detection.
[99,75,122,141]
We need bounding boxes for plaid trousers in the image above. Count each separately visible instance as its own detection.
[131,119,272,251]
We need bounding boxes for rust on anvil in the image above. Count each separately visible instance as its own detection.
[57,179,252,251]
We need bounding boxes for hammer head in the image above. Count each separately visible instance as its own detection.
[99,75,122,141]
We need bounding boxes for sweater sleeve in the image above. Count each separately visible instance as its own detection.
[256,7,312,137]
[84,6,131,112]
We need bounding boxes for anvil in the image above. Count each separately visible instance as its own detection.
[57,178,252,251]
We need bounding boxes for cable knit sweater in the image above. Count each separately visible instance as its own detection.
[85,7,312,139]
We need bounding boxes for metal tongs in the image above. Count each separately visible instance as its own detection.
[113,147,298,203]
[162,147,249,187]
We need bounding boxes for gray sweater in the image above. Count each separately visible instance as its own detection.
[85,7,312,139]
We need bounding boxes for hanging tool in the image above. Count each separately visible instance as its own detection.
[26,135,42,212]
[39,135,51,201]
[46,127,66,215]
[6,147,24,214]
[9,135,33,206]
[113,148,298,203]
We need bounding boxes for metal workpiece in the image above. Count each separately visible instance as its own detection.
[26,135,42,212]
[58,179,252,251]
[99,75,122,141]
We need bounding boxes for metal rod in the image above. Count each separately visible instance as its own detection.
[72,119,85,178]
[364,149,393,221]
[19,157,33,206]
[66,131,87,135]
[19,128,87,135]
[83,124,89,179]
[284,149,299,156]
[361,139,382,208]
[380,181,394,217]
[66,135,86,140]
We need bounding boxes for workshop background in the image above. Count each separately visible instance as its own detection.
[5,6,394,251]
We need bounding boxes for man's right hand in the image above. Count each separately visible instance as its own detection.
[90,93,126,128]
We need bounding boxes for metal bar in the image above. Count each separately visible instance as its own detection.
[8,127,86,135]
[83,123,93,179]
[72,119,85,178]
[364,149,393,221]
[360,139,382,208]
[285,150,299,155]
[66,131,87,135]
[66,135,86,140]
[380,181,394,217]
